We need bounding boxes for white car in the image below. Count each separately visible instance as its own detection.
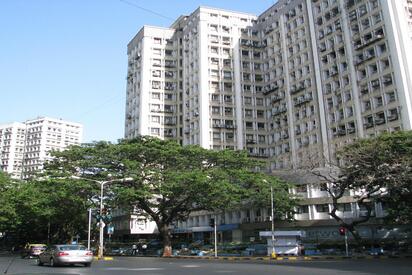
[37,244,93,267]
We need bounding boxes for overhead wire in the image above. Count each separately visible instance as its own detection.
[118,0,175,22]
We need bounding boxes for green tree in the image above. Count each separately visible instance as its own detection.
[45,137,296,256]
[340,131,412,224]
[310,131,412,243]
[0,172,98,245]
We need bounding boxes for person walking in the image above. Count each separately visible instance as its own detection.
[132,244,138,256]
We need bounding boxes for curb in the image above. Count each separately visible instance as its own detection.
[93,256,114,261]
[170,254,412,261]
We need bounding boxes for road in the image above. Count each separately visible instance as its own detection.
[1,256,411,275]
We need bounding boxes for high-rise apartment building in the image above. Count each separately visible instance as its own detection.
[0,122,26,178]
[124,0,412,242]
[0,117,83,179]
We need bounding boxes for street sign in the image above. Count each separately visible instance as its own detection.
[107,225,114,235]
[97,221,106,228]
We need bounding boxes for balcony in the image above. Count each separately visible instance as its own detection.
[375,117,386,125]
[272,106,287,116]
[388,113,399,121]
[347,127,356,134]
[246,139,256,144]
[248,152,269,158]
[364,121,374,128]
[354,33,385,51]
[263,85,279,95]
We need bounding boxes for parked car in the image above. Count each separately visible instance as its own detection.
[140,240,163,255]
[37,244,93,267]
[241,244,268,256]
[108,246,132,256]
[21,244,47,258]
[369,247,385,256]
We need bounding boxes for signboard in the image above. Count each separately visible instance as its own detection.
[107,225,114,235]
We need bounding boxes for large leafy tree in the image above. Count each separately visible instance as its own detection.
[340,131,412,224]
[45,137,296,256]
[0,171,98,244]
[310,131,412,242]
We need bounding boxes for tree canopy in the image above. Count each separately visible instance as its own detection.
[310,131,412,242]
[339,130,412,224]
[0,171,98,245]
[45,136,296,256]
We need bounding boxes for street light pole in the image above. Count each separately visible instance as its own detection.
[87,208,92,251]
[214,214,217,258]
[98,181,105,260]
[270,185,276,258]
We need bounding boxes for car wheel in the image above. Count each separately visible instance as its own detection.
[84,263,91,267]
[37,258,43,266]
[50,258,56,267]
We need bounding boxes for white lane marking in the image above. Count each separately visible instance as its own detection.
[105,267,165,271]
[215,271,236,273]
[181,264,201,268]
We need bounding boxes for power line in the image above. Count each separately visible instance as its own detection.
[118,0,175,21]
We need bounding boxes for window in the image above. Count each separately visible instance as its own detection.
[151,116,160,123]
[338,203,352,212]
[316,204,329,213]
[209,24,218,32]
[152,70,161,77]
[151,128,160,135]
[296,205,309,214]
[245,109,253,117]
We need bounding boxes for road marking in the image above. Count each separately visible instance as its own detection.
[181,264,201,268]
[105,267,165,271]
[215,271,236,273]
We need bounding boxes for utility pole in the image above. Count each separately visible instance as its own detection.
[87,208,92,251]
[214,215,218,258]
[271,185,276,258]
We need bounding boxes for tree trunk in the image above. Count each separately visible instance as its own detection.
[159,224,172,257]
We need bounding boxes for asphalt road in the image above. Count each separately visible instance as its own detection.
[1,256,411,275]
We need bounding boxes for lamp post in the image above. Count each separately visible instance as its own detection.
[71,175,133,259]
[270,185,276,258]
[98,180,105,259]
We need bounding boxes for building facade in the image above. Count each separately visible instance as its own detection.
[0,117,83,179]
[124,0,412,242]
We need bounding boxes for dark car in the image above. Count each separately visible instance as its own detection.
[37,244,93,267]
[21,244,47,258]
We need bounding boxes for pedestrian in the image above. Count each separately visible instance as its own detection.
[132,244,138,255]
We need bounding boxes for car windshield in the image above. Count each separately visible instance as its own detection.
[59,245,86,251]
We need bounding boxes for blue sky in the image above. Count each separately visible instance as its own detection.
[0,0,273,142]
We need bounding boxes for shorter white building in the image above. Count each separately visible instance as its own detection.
[0,117,83,179]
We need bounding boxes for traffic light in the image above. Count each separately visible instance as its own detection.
[209,218,215,227]
[92,209,101,220]
[339,227,346,236]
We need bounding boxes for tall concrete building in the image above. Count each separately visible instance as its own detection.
[124,0,412,242]
[0,117,83,179]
